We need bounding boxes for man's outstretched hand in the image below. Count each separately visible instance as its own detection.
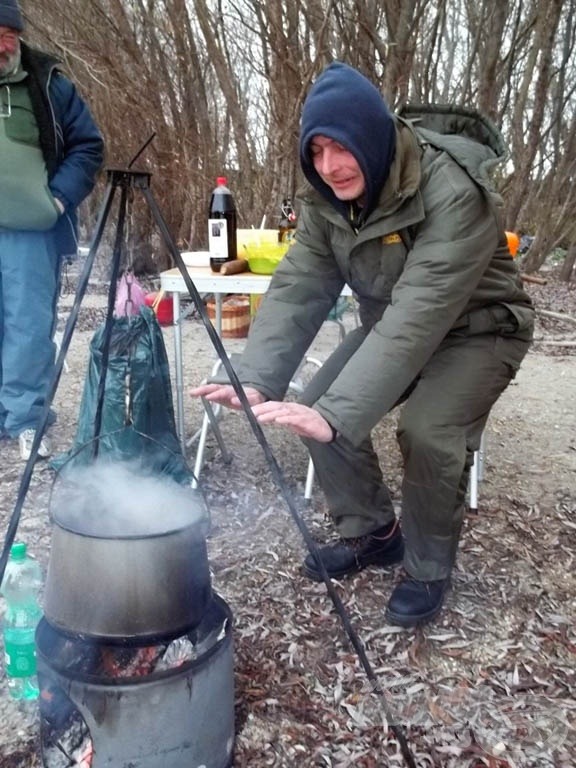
[190,383,266,409]
[190,385,334,442]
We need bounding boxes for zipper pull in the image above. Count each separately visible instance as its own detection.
[349,204,360,235]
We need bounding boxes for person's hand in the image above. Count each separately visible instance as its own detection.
[251,401,334,442]
[190,383,266,410]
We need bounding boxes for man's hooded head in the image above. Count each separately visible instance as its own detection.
[299,62,396,223]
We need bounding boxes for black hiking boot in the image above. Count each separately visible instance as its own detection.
[385,575,450,627]
[303,520,404,581]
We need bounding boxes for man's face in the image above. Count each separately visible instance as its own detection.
[310,135,366,202]
[0,27,20,77]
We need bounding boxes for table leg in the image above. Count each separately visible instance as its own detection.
[172,289,223,454]
[172,291,185,451]
[215,293,223,338]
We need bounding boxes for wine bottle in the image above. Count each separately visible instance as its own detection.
[208,177,237,272]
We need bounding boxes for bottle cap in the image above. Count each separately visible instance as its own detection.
[10,542,27,561]
[216,176,228,186]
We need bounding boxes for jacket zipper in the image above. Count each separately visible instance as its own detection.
[349,203,360,235]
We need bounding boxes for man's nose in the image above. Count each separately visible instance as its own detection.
[319,148,339,176]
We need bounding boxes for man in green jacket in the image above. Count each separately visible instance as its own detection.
[192,62,534,627]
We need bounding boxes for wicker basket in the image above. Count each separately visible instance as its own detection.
[206,296,251,338]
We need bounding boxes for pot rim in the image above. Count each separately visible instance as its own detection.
[49,514,205,540]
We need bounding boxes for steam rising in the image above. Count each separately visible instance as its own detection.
[51,460,208,538]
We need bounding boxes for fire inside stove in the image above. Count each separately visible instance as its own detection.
[36,595,234,768]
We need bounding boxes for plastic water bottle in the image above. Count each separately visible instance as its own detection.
[208,176,237,272]
[1,542,43,700]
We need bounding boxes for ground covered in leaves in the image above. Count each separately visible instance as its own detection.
[0,265,574,767]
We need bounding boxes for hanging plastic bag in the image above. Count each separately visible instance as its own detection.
[51,306,192,485]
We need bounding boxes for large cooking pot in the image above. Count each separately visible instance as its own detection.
[44,463,212,640]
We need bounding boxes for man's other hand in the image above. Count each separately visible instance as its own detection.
[190,383,266,410]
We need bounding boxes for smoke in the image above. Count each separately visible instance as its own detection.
[50,460,208,538]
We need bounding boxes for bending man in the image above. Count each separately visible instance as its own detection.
[192,62,534,627]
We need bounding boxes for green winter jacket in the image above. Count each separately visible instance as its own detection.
[236,106,534,445]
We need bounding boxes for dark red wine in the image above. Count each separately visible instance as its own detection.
[208,177,237,272]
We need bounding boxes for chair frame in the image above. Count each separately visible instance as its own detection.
[468,431,486,514]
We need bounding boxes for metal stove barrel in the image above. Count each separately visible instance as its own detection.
[36,594,235,768]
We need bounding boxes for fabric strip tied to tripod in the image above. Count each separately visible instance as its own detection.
[51,306,192,484]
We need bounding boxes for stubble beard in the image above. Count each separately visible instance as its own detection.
[0,45,21,78]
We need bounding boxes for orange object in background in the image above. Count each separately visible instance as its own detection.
[505,231,520,257]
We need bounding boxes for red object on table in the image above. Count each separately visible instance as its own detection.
[144,292,173,325]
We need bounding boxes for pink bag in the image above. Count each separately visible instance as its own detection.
[114,273,147,317]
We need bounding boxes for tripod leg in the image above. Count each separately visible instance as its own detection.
[55,178,117,387]
[92,182,130,458]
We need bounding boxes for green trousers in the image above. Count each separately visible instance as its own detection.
[300,327,530,580]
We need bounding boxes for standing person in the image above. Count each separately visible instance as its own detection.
[0,0,104,460]
[191,62,534,627]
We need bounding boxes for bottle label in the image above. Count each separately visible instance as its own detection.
[4,642,37,677]
[208,218,229,259]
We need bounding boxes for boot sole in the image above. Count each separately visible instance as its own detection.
[385,603,443,627]
[302,549,404,582]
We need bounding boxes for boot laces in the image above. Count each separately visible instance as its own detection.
[346,519,399,550]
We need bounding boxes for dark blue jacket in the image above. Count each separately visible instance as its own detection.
[21,43,104,256]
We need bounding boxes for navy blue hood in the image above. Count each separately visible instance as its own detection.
[299,62,396,224]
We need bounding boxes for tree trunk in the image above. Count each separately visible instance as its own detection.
[559,242,576,282]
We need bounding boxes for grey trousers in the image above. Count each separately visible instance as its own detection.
[300,327,530,580]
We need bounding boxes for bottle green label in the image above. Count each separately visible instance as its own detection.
[4,642,37,677]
